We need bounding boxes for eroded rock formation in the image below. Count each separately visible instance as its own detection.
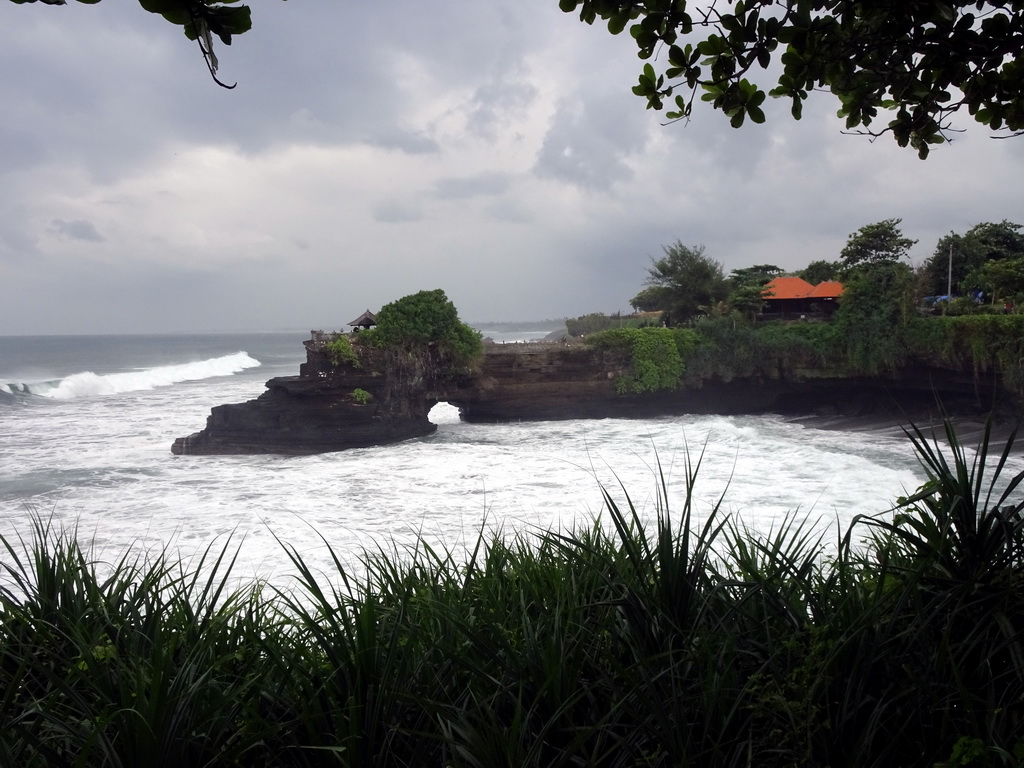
[171,333,1018,456]
[171,334,453,455]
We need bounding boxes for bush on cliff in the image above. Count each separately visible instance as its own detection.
[587,322,840,391]
[834,261,916,373]
[565,311,653,336]
[903,314,1024,390]
[357,289,482,368]
[589,308,1024,397]
[586,327,697,393]
[325,334,359,368]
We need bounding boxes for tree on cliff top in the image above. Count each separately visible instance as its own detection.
[835,260,915,372]
[799,259,841,285]
[367,289,482,367]
[557,0,1024,156]
[840,219,918,271]
[919,220,1024,297]
[629,242,727,326]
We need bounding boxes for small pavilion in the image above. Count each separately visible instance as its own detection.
[348,309,377,331]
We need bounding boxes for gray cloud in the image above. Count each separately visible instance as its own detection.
[365,129,441,155]
[434,173,511,200]
[0,1,1023,334]
[466,80,538,141]
[533,95,645,190]
[374,199,423,224]
[49,219,105,243]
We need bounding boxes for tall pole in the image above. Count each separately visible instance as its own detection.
[947,242,953,297]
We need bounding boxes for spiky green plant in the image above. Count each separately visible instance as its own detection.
[1,418,1022,767]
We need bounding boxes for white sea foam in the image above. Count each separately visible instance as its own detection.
[1,334,1020,589]
[5,352,260,400]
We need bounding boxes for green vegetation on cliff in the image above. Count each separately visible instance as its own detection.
[325,335,359,368]
[565,311,655,336]
[3,425,1022,767]
[904,314,1024,391]
[591,220,1024,395]
[586,327,695,393]
[587,314,1024,395]
[358,289,482,370]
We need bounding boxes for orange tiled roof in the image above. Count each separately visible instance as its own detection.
[763,276,815,299]
[763,276,844,300]
[807,281,844,299]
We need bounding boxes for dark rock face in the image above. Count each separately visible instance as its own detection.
[170,375,437,456]
[446,342,631,421]
[171,335,446,456]
[449,341,1014,424]
[172,335,1019,456]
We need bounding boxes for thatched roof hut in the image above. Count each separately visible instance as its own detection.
[348,309,377,330]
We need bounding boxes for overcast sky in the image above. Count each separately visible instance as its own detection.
[2,1,1022,334]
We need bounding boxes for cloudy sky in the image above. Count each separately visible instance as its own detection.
[2,1,1023,334]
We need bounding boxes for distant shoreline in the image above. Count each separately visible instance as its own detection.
[789,412,1022,454]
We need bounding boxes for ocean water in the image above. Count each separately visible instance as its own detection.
[0,332,1008,586]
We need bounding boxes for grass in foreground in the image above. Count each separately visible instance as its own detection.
[1,422,1023,767]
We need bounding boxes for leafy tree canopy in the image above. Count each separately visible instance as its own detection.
[840,219,917,271]
[920,220,1024,296]
[557,0,1024,157]
[798,259,841,285]
[836,260,916,371]
[29,0,1024,157]
[727,281,770,323]
[725,264,782,322]
[367,289,482,366]
[728,264,783,287]
[629,242,728,325]
[11,0,253,87]
[971,256,1024,304]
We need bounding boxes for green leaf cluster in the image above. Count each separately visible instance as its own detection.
[840,218,917,270]
[834,261,916,373]
[12,0,252,85]
[4,422,1024,767]
[558,0,1024,156]
[920,221,1024,299]
[363,288,482,368]
[629,242,728,325]
[135,0,251,44]
[325,334,360,368]
[587,327,697,393]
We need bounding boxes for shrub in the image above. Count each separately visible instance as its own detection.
[587,327,693,393]
[3,424,1022,767]
[326,334,360,368]
[904,314,1024,391]
[565,312,653,336]
[834,261,916,373]
[366,289,482,368]
[351,387,372,405]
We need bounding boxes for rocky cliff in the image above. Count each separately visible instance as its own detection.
[171,333,1019,456]
[449,342,1013,422]
[171,334,455,456]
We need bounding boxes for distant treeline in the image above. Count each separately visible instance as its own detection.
[565,311,661,336]
[472,319,569,333]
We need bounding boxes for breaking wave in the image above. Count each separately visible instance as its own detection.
[0,352,261,400]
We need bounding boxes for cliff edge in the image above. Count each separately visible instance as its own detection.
[171,332,1019,456]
